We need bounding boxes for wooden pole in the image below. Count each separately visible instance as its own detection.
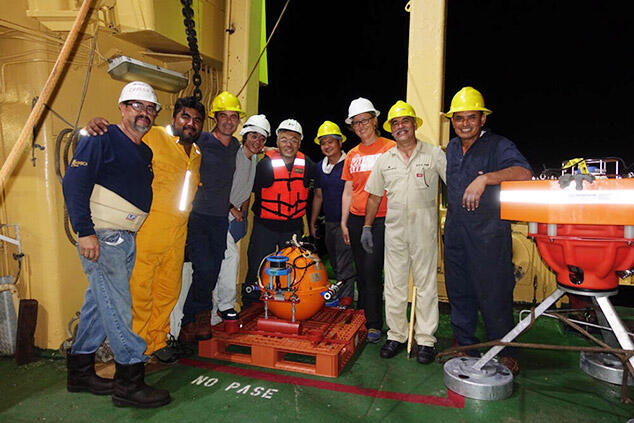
[0,0,94,189]
[407,285,417,358]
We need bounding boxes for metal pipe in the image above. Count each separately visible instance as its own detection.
[473,288,566,371]
[595,296,634,369]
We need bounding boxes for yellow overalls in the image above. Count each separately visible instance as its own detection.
[130,126,201,354]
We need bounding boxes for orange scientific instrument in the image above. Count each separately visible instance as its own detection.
[444,158,634,400]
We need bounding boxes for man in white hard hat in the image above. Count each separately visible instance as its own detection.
[443,86,532,375]
[84,97,205,364]
[341,97,395,343]
[242,119,316,305]
[211,115,270,324]
[363,100,446,364]
[63,81,171,408]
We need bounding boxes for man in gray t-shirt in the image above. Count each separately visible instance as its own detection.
[211,115,270,324]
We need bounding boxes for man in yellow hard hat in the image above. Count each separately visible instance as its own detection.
[309,121,356,307]
[179,91,245,343]
[443,86,532,375]
[363,101,446,363]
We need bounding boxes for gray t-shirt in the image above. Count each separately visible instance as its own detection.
[229,145,258,208]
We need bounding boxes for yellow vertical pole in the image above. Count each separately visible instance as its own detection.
[221,0,265,308]
[406,0,449,147]
[222,0,263,116]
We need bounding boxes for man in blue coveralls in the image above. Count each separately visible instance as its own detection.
[443,87,533,375]
[63,81,171,408]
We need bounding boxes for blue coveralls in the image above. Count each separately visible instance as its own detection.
[444,130,532,357]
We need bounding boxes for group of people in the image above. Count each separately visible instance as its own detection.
[62,81,532,408]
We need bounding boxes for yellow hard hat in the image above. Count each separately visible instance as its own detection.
[444,86,492,118]
[383,100,423,132]
[210,91,246,118]
[314,121,347,144]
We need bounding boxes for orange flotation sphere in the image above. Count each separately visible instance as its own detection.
[259,246,329,321]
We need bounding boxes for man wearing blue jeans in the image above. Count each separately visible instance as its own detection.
[63,81,170,408]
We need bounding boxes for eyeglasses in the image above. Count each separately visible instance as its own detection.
[124,101,159,115]
[351,117,373,127]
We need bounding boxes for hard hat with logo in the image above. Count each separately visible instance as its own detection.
[314,121,347,145]
[210,91,246,118]
[383,100,423,132]
[276,119,303,140]
[444,86,492,118]
[118,81,161,111]
[239,114,271,138]
[345,97,380,124]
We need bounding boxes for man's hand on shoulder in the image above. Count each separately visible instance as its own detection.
[85,118,110,136]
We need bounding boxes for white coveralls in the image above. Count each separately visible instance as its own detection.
[365,140,446,346]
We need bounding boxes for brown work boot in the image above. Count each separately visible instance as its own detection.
[499,356,520,376]
[178,321,197,344]
[195,310,212,340]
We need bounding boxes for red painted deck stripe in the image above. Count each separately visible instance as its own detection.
[179,358,465,408]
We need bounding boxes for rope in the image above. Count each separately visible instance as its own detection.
[236,0,291,97]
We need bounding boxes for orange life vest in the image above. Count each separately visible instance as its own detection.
[259,150,308,220]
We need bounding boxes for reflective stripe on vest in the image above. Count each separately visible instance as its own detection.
[259,150,309,220]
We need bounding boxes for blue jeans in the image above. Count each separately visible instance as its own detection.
[182,212,229,325]
[71,229,147,364]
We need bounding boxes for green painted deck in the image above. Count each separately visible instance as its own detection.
[1,305,633,423]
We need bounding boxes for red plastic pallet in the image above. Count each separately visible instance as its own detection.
[198,304,367,378]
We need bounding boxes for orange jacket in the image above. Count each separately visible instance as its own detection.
[259,150,308,220]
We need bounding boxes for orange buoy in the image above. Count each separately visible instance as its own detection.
[259,245,329,321]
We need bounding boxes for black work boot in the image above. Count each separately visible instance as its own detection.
[67,353,113,395]
[112,362,171,408]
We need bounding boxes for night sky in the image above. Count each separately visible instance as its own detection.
[259,1,633,175]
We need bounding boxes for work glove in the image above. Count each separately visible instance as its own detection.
[360,226,374,255]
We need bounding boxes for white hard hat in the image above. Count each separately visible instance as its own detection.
[118,81,161,111]
[240,114,271,138]
[345,97,380,124]
[276,119,303,140]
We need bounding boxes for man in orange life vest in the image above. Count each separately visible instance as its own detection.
[242,119,316,304]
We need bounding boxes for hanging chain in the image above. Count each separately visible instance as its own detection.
[181,0,203,101]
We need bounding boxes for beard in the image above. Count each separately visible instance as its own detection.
[174,125,199,143]
[133,115,152,133]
